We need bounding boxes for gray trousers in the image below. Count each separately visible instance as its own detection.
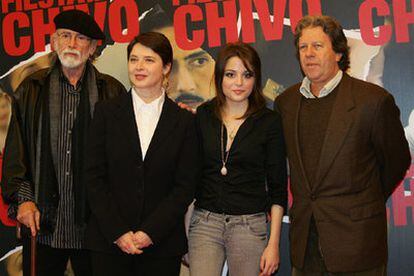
[188,208,268,276]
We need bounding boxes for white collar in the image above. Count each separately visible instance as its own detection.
[132,87,165,113]
[300,70,343,99]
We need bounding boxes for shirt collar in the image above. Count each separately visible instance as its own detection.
[59,63,87,91]
[131,87,165,114]
[299,70,343,99]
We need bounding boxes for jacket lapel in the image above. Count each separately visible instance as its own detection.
[291,92,312,192]
[144,97,179,162]
[114,91,143,162]
[314,74,355,189]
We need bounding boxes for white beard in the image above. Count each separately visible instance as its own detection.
[58,49,84,69]
[53,38,87,68]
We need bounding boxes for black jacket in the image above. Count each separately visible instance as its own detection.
[1,63,126,230]
[85,92,200,257]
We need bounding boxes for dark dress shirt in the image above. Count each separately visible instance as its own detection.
[194,99,287,215]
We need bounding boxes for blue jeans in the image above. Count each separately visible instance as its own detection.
[188,208,268,276]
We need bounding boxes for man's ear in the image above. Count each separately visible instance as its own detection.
[335,52,342,62]
[163,62,172,77]
[89,40,98,56]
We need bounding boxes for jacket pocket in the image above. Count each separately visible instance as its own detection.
[349,199,385,221]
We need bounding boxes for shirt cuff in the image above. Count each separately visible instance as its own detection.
[17,181,35,204]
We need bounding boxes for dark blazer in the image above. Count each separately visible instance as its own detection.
[274,74,410,272]
[85,92,199,257]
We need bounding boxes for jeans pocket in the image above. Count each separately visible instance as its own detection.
[189,212,202,229]
[246,215,267,239]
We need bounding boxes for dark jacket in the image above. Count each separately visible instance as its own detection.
[85,92,200,257]
[1,63,126,230]
[274,73,411,272]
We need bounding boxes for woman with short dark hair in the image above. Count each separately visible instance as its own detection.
[85,32,199,276]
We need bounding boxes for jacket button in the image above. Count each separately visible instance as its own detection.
[310,194,316,201]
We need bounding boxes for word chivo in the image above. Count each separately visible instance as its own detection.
[1,0,414,57]
[172,0,414,50]
[1,0,141,56]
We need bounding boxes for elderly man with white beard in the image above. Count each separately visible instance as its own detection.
[1,10,126,276]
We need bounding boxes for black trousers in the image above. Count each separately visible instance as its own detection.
[22,237,91,276]
[91,250,182,276]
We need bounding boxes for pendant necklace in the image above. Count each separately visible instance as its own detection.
[220,123,229,175]
[220,123,237,176]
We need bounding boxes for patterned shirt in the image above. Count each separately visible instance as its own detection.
[37,73,83,249]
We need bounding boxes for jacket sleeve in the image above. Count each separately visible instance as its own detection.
[2,85,35,214]
[265,112,288,212]
[139,114,200,244]
[85,102,130,244]
[99,74,127,100]
[371,93,411,199]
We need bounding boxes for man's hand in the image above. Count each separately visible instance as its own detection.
[132,231,153,249]
[115,231,143,255]
[16,201,40,236]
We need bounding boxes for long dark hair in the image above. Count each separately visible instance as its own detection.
[214,42,265,119]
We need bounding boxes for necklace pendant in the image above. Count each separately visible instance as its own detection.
[220,165,228,176]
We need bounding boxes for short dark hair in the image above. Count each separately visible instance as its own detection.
[294,15,350,71]
[214,42,265,119]
[127,32,173,67]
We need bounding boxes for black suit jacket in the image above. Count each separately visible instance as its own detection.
[275,74,411,272]
[85,92,199,257]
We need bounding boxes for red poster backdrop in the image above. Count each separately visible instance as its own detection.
[0,0,413,275]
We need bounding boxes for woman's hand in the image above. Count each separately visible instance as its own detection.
[259,244,280,276]
[133,230,153,249]
[115,231,143,255]
[260,204,284,275]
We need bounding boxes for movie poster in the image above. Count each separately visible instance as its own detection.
[1,1,413,275]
